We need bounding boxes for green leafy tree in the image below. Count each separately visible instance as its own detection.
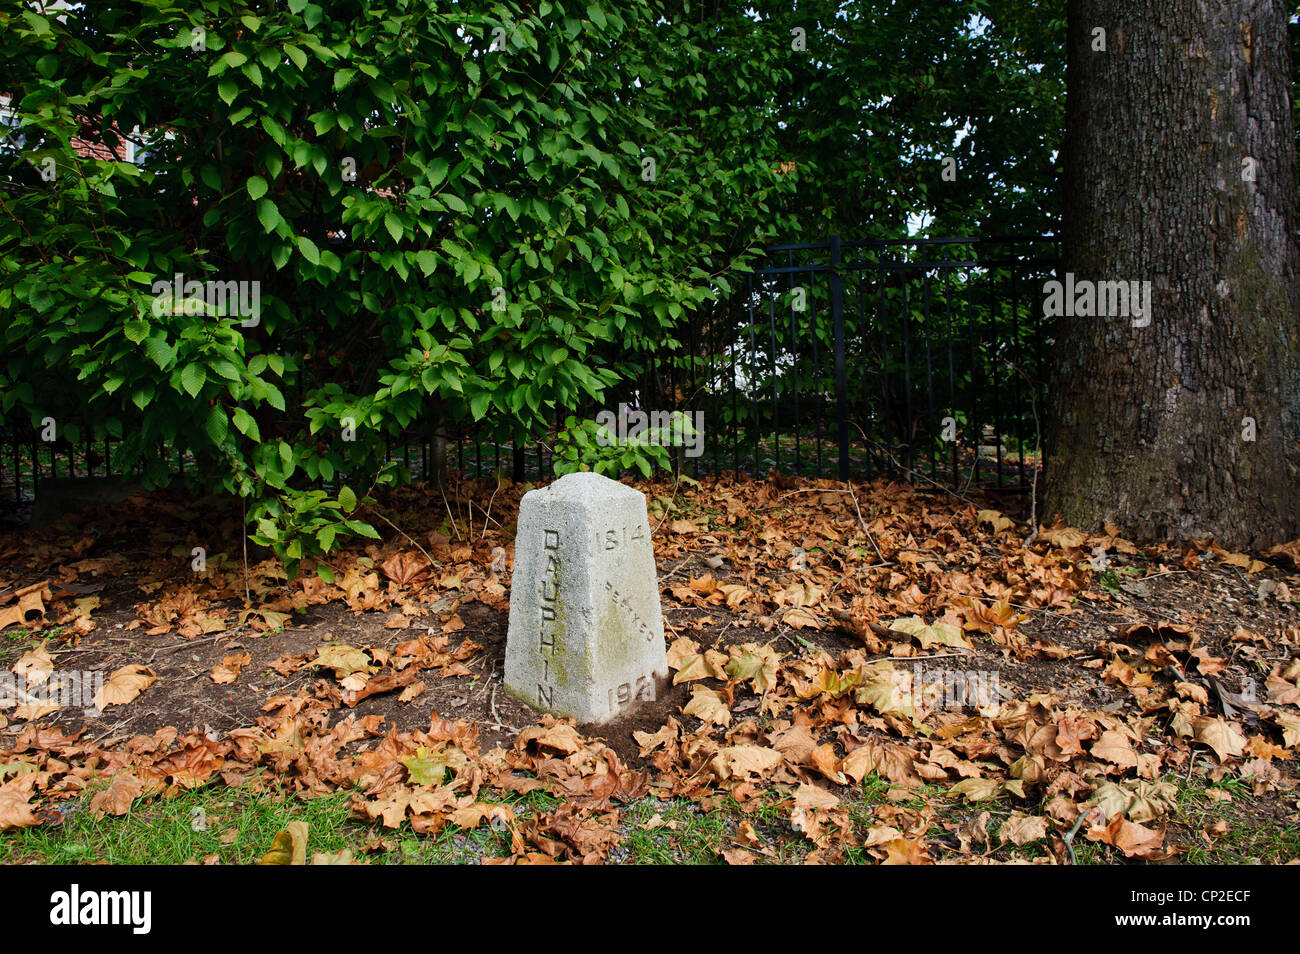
[0,0,795,573]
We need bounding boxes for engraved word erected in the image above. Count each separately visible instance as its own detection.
[605,580,655,643]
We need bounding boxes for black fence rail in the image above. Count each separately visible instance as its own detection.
[1,235,1058,510]
[623,234,1059,488]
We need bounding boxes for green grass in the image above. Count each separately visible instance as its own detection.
[1169,777,1300,864]
[2,769,1295,864]
[0,776,358,864]
[621,798,735,864]
[0,777,568,865]
[0,626,47,667]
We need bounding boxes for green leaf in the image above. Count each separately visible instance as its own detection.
[257,199,281,233]
[383,212,403,243]
[211,360,242,382]
[313,528,335,556]
[180,364,206,397]
[427,158,450,188]
[21,11,51,35]
[246,176,269,200]
[414,250,438,277]
[338,485,357,513]
[232,407,260,441]
[144,336,176,370]
[205,405,229,444]
[298,235,321,265]
[470,390,491,419]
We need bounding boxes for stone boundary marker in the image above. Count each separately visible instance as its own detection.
[504,472,668,724]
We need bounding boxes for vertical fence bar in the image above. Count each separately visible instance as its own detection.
[859,263,869,478]
[944,267,958,487]
[1035,244,1054,487]
[991,266,1004,484]
[714,300,723,477]
[966,255,981,484]
[810,266,823,479]
[747,274,759,476]
[788,249,799,475]
[922,252,936,481]
[731,291,740,475]
[831,235,849,481]
[901,271,914,476]
[688,305,699,479]
[769,281,779,472]
[879,262,890,475]
[1011,265,1026,490]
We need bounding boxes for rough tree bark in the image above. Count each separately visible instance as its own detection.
[1046,0,1299,550]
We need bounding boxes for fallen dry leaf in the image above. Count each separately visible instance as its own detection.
[311,644,375,680]
[683,687,731,726]
[89,772,146,818]
[999,813,1048,846]
[259,821,310,865]
[710,745,782,780]
[1086,814,1167,859]
[0,775,39,830]
[882,836,933,865]
[1192,716,1247,763]
[12,645,53,687]
[94,665,157,709]
[211,653,252,685]
[949,777,1000,803]
[888,615,972,650]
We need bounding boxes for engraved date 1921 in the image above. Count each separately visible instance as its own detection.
[609,676,655,712]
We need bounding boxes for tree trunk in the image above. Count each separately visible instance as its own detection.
[1046,0,1300,551]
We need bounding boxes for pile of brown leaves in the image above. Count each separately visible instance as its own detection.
[2,473,1298,863]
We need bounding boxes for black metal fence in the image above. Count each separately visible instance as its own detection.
[617,234,1059,489]
[1,234,1058,509]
